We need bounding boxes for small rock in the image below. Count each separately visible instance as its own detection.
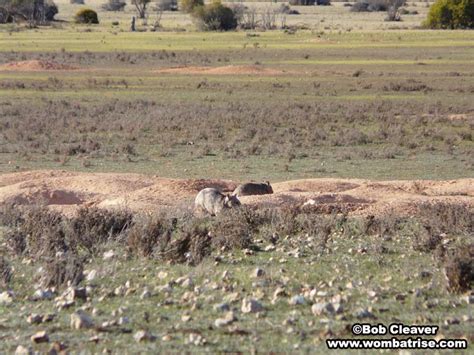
[27,314,43,325]
[118,316,130,325]
[213,303,230,312]
[214,311,237,327]
[140,289,151,299]
[289,295,306,306]
[31,331,49,344]
[14,346,32,355]
[253,268,265,278]
[311,302,335,316]
[0,291,14,305]
[70,310,94,329]
[86,270,98,282]
[65,287,87,302]
[264,245,276,252]
[444,317,460,325]
[181,314,192,322]
[134,330,155,342]
[241,298,264,313]
[32,289,54,301]
[103,250,116,261]
[355,308,376,319]
[462,295,474,305]
[186,333,206,346]
[49,341,67,353]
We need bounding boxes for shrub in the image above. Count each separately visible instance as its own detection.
[317,0,331,5]
[180,0,202,13]
[0,0,58,23]
[192,2,237,31]
[443,244,474,293]
[289,0,316,5]
[70,0,85,4]
[126,214,175,257]
[351,0,391,12]
[40,253,84,288]
[425,0,474,28]
[0,256,12,289]
[74,8,98,24]
[102,0,126,11]
[66,207,133,255]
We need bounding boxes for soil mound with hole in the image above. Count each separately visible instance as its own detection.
[155,65,286,76]
[0,170,472,217]
[0,60,78,71]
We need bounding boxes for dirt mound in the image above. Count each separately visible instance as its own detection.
[0,170,472,218]
[155,65,286,76]
[0,60,78,71]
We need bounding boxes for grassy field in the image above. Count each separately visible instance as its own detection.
[0,1,473,353]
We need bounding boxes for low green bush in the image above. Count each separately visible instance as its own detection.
[425,0,474,28]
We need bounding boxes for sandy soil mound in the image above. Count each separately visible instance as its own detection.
[0,60,78,71]
[155,65,286,76]
[0,170,472,218]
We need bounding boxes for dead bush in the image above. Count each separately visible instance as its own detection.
[126,214,175,257]
[40,253,84,288]
[210,208,254,251]
[418,202,473,235]
[66,207,133,255]
[443,245,474,293]
[161,219,211,265]
[0,256,13,289]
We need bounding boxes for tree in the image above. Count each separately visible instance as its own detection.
[132,0,151,19]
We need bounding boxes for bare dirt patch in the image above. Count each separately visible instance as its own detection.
[154,65,287,76]
[0,170,472,218]
[0,60,78,71]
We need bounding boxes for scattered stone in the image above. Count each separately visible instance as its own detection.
[64,287,87,302]
[462,295,474,305]
[157,271,168,280]
[14,346,32,355]
[86,270,98,282]
[31,331,49,344]
[27,314,43,325]
[355,308,376,319]
[103,250,116,261]
[289,295,306,306]
[181,314,192,322]
[32,289,54,301]
[225,292,240,303]
[213,303,230,312]
[49,341,67,353]
[186,333,206,346]
[264,245,276,252]
[70,310,94,329]
[241,298,264,313]
[134,330,156,342]
[419,270,432,278]
[444,317,460,325]
[311,302,335,316]
[0,291,14,305]
[140,289,151,299]
[214,311,237,327]
[253,268,265,278]
[118,316,130,325]
[162,334,172,342]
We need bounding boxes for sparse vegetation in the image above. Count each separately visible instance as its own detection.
[74,8,99,24]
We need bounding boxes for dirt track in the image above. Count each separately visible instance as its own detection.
[0,170,472,217]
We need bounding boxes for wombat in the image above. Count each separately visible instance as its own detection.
[232,181,273,197]
[194,188,241,216]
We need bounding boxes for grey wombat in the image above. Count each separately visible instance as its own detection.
[195,188,241,216]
